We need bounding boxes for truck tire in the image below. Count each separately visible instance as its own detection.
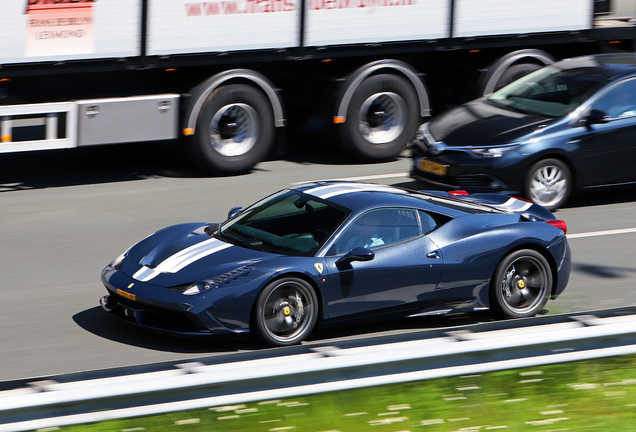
[340,74,419,162]
[191,84,275,174]
[489,62,543,93]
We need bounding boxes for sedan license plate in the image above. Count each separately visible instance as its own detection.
[117,289,136,301]
[419,159,447,176]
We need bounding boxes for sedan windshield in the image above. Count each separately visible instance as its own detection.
[488,66,606,117]
[218,189,350,256]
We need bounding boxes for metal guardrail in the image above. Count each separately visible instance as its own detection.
[2,307,636,432]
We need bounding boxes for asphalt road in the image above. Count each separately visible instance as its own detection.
[1,141,635,382]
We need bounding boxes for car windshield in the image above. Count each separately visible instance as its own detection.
[488,66,606,118]
[217,189,350,257]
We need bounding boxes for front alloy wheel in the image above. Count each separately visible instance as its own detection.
[491,249,552,318]
[254,278,318,346]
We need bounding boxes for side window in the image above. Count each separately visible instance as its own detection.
[419,211,439,234]
[592,79,636,120]
[330,208,420,255]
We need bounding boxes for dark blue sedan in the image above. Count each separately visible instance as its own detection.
[101,182,570,346]
[411,54,636,210]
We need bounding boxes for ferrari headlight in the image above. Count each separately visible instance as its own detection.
[468,143,521,158]
[109,250,128,271]
[179,265,256,296]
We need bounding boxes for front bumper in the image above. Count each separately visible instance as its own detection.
[100,269,249,340]
[411,156,522,194]
[409,135,532,196]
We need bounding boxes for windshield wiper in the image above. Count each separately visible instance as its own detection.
[216,231,257,250]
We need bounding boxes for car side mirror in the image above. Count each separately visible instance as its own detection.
[585,109,611,126]
[336,247,375,268]
[227,206,243,219]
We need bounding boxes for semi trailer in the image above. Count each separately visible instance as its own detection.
[1,0,635,173]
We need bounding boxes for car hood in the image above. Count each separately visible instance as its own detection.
[429,99,552,146]
[119,223,275,287]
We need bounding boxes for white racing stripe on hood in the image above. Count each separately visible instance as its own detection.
[132,239,233,282]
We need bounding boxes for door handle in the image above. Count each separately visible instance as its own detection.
[426,251,440,259]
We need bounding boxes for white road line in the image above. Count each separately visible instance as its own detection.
[567,227,636,239]
[291,172,409,185]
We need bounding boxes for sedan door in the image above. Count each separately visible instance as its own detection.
[573,78,636,187]
[322,208,443,320]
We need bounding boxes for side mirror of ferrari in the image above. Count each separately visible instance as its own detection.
[227,206,243,219]
[336,247,375,267]
[585,109,611,126]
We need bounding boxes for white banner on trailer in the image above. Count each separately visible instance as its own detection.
[304,0,448,47]
[0,0,140,65]
[453,0,592,37]
[147,0,300,55]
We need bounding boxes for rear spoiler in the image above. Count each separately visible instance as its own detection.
[420,190,556,221]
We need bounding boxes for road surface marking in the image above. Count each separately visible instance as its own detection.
[567,227,636,239]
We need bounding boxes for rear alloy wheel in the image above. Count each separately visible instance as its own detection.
[191,84,275,174]
[254,277,318,347]
[340,74,419,162]
[490,249,552,318]
[525,158,572,211]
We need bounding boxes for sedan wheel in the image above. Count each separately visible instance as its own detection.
[491,249,552,318]
[254,278,318,346]
[525,158,572,211]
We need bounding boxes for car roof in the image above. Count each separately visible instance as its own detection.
[555,54,636,82]
[291,181,499,216]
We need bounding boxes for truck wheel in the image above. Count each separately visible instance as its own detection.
[253,277,318,347]
[490,249,551,319]
[524,158,572,211]
[191,84,275,174]
[489,62,542,93]
[340,74,419,162]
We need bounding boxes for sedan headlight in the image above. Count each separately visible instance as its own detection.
[468,143,521,158]
[173,265,257,296]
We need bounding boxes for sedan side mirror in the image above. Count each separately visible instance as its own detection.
[336,247,375,268]
[585,109,611,126]
[227,206,243,219]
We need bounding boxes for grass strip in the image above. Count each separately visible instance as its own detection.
[37,354,636,431]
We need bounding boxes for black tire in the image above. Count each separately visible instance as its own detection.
[524,158,572,211]
[253,277,318,347]
[489,62,542,94]
[191,84,275,174]
[340,74,419,162]
[490,249,552,318]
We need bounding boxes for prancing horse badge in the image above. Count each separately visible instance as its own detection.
[314,263,323,274]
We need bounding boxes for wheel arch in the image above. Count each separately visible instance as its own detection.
[183,69,286,135]
[334,59,431,123]
[494,243,560,297]
[479,49,556,96]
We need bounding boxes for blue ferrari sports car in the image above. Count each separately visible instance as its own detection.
[100,182,571,346]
